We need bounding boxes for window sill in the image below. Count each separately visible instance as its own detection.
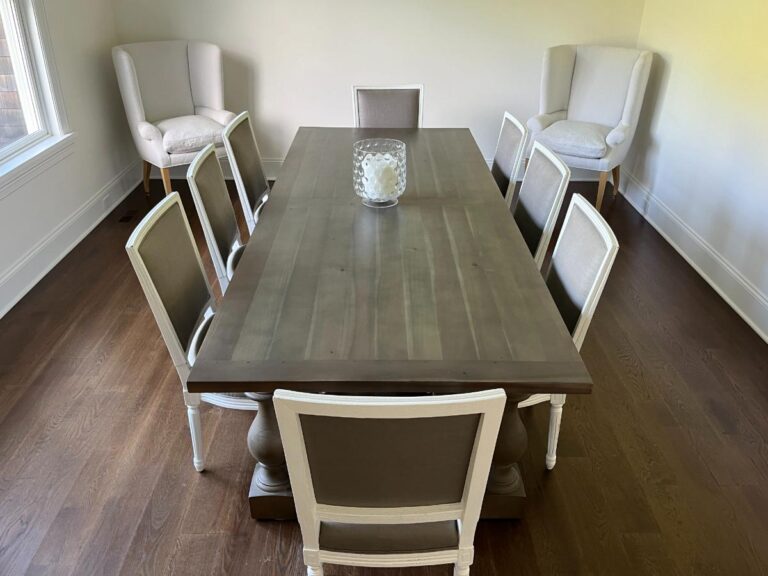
[0,133,77,202]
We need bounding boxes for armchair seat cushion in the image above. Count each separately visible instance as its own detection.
[156,115,225,154]
[537,120,611,159]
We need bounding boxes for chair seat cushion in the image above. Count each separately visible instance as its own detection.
[537,120,611,159]
[156,115,225,154]
[319,521,459,554]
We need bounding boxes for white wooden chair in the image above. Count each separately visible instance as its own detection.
[274,389,506,576]
[187,144,245,294]
[491,112,528,207]
[125,193,257,472]
[519,194,619,469]
[513,141,570,269]
[352,84,424,128]
[222,112,270,235]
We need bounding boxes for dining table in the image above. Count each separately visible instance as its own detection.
[187,126,593,520]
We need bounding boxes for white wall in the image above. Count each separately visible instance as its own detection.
[623,0,768,340]
[112,0,645,170]
[0,0,137,316]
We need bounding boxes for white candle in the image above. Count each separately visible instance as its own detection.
[362,153,398,200]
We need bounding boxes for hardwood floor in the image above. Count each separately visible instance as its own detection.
[0,179,767,575]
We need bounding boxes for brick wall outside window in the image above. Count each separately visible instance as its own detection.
[0,14,27,149]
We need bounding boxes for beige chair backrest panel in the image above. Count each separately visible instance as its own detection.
[190,150,240,265]
[355,87,421,128]
[187,41,225,111]
[300,413,480,507]
[228,117,269,209]
[119,41,195,122]
[491,113,527,200]
[514,146,566,257]
[567,45,643,127]
[135,200,212,352]
[546,196,615,336]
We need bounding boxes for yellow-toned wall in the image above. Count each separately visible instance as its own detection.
[624,0,768,339]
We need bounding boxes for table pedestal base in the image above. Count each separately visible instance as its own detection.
[480,463,525,519]
[248,463,295,519]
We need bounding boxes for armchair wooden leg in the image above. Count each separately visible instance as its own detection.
[612,165,621,198]
[596,171,609,211]
[160,167,173,195]
[142,161,152,197]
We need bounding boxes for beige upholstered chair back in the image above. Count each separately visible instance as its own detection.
[491,112,528,205]
[187,145,242,293]
[125,193,214,381]
[223,112,270,235]
[113,40,226,124]
[513,142,570,269]
[301,413,480,507]
[545,194,619,348]
[353,85,423,128]
[542,45,650,129]
[274,389,506,573]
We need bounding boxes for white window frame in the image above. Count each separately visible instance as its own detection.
[0,0,72,199]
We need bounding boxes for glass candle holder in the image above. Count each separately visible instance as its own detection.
[353,138,406,208]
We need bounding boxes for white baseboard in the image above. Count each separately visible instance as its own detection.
[622,171,768,344]
[0,161,141,319]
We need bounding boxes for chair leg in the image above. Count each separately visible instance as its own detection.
[185,392,205,472]
[307,566,323,576]
[142,161,152,197]
[546,394,567,470]
[454,564,470,576]
[596,171,609,211]
[612,165,621,198]
[160,167,173,195]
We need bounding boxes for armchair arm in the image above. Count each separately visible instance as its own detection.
[197,106,236,126]
[606,123,629,147]
[527,111,566,134]
[138,121,162,142]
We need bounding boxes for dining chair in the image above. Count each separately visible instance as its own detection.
[222,112,270,235]
[125,193,258,472]
[274,388,506,576]
[112,41,235,196]
[527,45,653,210]
[491,112,528,207]
[519,194,619,469]
[352,84,423,128]
[187,144,245,294]
[512,141,570,269]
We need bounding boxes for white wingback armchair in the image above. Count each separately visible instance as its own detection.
[528,45,653,210]
[113,41,236,196]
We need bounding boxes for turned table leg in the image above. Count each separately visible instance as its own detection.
[245,392,296,519]
[482,394,529,518]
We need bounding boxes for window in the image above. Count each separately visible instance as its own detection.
[0,0,66,166]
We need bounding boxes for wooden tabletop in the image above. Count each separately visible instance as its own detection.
[188,127,592,395]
